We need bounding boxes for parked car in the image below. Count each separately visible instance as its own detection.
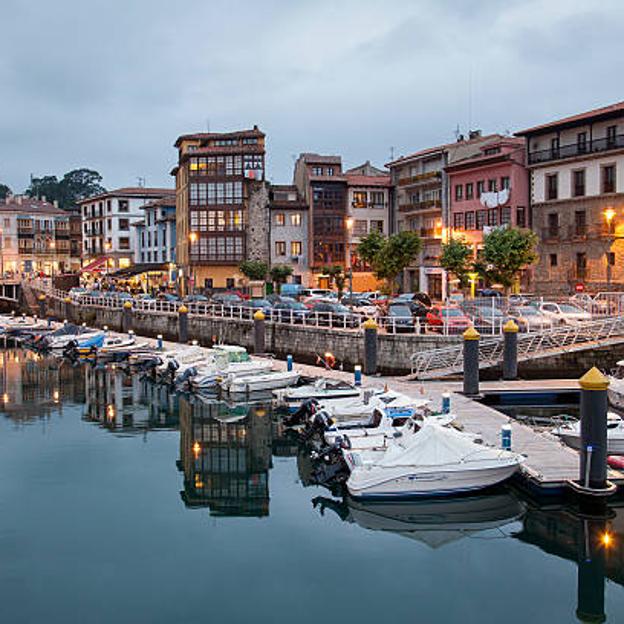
[272,300,311,323]
[570,293,610,315]
[426,305,472,334]
[211,292,243,305]
[242,298,273,318]
[156,293,180,302]
[538,302,592,326]
[184,294,209,303]
[266,294,283,305]
[310,302,359,328]
[300,288,336,299]
[508,306,554,332]
[462,302,506,334]
[476,288,503,298]
[391,298,429,320]
[341,295,378,317]
[134,293,155,301]
[397,292,433,308]
[383,303,416,333]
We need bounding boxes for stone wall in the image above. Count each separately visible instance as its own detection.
[247,182,271,264]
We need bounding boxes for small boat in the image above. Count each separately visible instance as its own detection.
[42,324,102,350]
[64,331,106,353]
[608,362,624,409]
[344,422,523,498]
[224,370,300,395]
[274,378,362,412]
[190,359,274,389]
[212,344,250,363]
[552,412,624,455]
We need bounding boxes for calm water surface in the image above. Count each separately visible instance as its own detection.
[1,349,624,623]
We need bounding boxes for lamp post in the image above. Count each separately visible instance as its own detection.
[188,232,198,295]
[604,208,616,287]
[345,217,354,304]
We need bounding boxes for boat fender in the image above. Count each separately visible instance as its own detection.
[342,434,352,450]
[607,455,624,470]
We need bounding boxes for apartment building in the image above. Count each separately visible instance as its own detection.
[0,195,72,276]
[269,185,309,284]
[516,101,624,293]
[293,154,348,276]
[446,136,529,248]
[387,132,501,299]
[172,126,266,292]
[344,161,391,290]
[133,195,177,265]
[78,187,172,272]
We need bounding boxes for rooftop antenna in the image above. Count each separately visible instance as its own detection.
[453,124,461,141]
[389,146,395,161]
[137,177,145,188]
[468,65,473,132]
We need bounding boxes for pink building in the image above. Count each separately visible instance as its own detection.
[446,137,529,248]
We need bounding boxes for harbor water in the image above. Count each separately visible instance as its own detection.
[1,349,624,623]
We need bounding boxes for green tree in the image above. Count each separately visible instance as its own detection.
[270,264,293,290]
[440,238,473,289]
[26,168,105,209]
[239,260,268,281]
[357,231,422,295]
[481,227,538,293]
[322,264,347,298]
[0,183,10,200]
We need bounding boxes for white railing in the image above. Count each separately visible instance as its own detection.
[410,315,624,379]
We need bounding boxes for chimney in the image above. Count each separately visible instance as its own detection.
[468,129,482,140]
[17,195,22,205]
[53,200,59,208]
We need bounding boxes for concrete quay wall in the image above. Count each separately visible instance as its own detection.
[45,297,456,374]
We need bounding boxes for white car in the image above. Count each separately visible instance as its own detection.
[538,302,592,326]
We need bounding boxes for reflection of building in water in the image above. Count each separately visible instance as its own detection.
[0,349,85,422]
[178,396,272,517]
[83,366,179,433]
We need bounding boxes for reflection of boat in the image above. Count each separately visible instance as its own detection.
[552,412,624,454]
[345,423,523,498]
[313,490,525,548]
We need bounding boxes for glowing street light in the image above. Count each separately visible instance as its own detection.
[189,232,198,244]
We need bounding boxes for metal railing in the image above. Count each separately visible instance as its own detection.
[411,314,624,379]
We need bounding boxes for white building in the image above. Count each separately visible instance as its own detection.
[78,187,173,271]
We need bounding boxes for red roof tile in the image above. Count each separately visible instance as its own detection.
[77,187,174,204]
[345,173,391,187]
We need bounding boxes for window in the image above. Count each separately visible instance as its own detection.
[488,208,499,226]
[465,211,475,229]
[501,207,511,225]
[487,179,497,192]
[577,132,587,153]
[551,137,560,157]
[465,183,474,199]
[293,275,302,285]
[607,251,616,266]
[516,206,526,228]
[275,241,286,256]
[546,174,558,200]
[205,278,214,289]
[607,125,617,147]
[107,200,112,212]
[118,200,129,212]
[453,212,465,229]
[353,191,367,208]
[226,278,235,289]
[476,180,485,195]
[189,182,243,206]
[290,213,301,226]
[574,210,586,236]
[576,252,587,279]
[118,237,130,250]
[118,218,129,231]
[603,165,616,193]
[547,213,559,237]
[291,241,302,256]
[549,254,558,267]
[312,166,323,176]
[500,176,510,190]
[353,220,368,236]
[573,170,585,197]
[370,220,384,233]
[370,191,385,207]
[275,213,285,226]
[326,167,334,176]
[454,185,463,201]
[476,210,486,230]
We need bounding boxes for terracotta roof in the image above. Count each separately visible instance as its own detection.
[298,153,342,165]
[386,134,500,168]
[345,173,391,187]
[0,197,67,216]
[515,101,624,136]
[140,195,177,209]
[174,126,264,147]
[77,187,174,204]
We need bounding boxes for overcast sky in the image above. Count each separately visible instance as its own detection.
[1,0,622,192]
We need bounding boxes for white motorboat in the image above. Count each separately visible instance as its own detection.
[155,346,210,375]
[190,358,274,389]
[344,422,523,498]
[552,412,624,455]
[98,335,138,352]
[43,324,105,350]
[1,316,51,335]
[274,378,362,411]
[608,361,624,409]
[224,370,300,395]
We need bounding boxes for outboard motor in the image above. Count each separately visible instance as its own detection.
[301,409,334,442]
[176,366,197,387]
[166,359,180,384]
[283,398,319,427]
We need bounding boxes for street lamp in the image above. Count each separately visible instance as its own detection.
[603,208,616,287]
[188,232,198,294]
[345,217,354,304]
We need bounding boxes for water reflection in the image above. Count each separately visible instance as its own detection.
[178,395,273,517]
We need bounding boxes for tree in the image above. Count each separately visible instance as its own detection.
[481,227,538,293]
[270,264,293,289]
[322,265,346,298]
[0,183,10,200]
[26,168,105,209]
[357,231,422,295]
[239,260,268,281]
[440,238,473,289]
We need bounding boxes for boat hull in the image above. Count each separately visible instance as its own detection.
[555,431,624,455]
[346,463,520,499]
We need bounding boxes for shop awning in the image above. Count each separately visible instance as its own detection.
[80,257,109,273]
[109,262,171,278]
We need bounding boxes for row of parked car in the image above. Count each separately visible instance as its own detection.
[69,286,597,334]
